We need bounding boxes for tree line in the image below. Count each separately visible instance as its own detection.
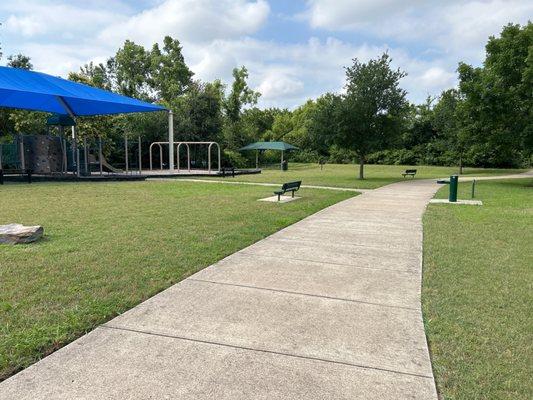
[0,22,531,177]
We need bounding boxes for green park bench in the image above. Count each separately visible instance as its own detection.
[0,169,32,185]
[402,169,417,178]
[274,181,302,201]
[220,166,235,178]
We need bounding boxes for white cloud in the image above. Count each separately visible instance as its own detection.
[257,71,304,100]
[419,67,457,89]
[304,0,533,63]
[305,0,424,31]
[2,1,122,38]
[98,0,270,47]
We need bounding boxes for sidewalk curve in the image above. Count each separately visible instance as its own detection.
[0,179,440,399]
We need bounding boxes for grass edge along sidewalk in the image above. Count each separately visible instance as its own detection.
[422,178,533,399]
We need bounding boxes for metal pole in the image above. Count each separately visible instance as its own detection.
[62,137,67,174]
[124,134,129,174]
[149,144,153,170]
[72,126,80,176]
[138,136,142,175]
[208,143,212,174]
[177,143,181,172]
[168,110,174,171]
[159,144,163,170]
[20,136,26,171]
[471,179,476,199]
[256,150,259,169]
[99,137,103,176]
[281,150,284,170]
[187,144,191,172]
[83,137,88,175]
[0,144,3,169]
[217,143,221,172]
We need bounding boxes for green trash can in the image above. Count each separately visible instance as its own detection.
[449,175,458,202]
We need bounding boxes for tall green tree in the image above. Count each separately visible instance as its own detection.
[457,22,532,166]
[222,66,260,149]
[6,54,33,70]
[172,80,225,142]
[318,53,408,178]
[432,89,468,172]
[150,37,194,102]
[224,66,260,124]
[110,40,153,100]
[69,62,112,90]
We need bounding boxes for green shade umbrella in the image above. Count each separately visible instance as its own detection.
[239,141,299,169]
[239,141,299,151]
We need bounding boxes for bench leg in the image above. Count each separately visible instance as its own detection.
[292,190,295,198]
[277,193,281,201]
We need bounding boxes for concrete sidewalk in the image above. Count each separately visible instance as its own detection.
[0,180,440,399]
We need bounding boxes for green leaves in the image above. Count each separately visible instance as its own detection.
[457,22,533,166]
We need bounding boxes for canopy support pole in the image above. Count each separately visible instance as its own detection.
[62,137,67,175]
[83,137,89,176]
[124,134,129,174]
[168,111,174,171]
[72,127,80,176]
[281,150,284,170]
[138,136,142,175]
[19,137,25,171]
[256,150,259,169]
[99,137,103,176]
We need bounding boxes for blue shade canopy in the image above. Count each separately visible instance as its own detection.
[239,141,299,151]
[0,66,166,116]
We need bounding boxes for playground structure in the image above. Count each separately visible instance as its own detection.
[0,135,224,179]
[149,141,221,174]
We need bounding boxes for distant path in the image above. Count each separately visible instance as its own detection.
[0,178,440,399]
[148,177,373,192]
[452,169,533,181]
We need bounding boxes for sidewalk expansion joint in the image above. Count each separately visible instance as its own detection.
[188,278,419,311]
[237,252,419,274]
[101,324,433,380]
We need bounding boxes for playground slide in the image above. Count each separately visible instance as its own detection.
[88,154,122,174]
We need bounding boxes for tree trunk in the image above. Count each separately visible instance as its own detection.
[358,155,365,180]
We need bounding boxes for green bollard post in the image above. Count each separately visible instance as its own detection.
[471,179,476,199]
[449,175,458,202]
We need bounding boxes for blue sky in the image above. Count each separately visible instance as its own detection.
[1,0,531,108]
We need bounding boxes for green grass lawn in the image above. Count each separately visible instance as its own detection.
[423,178,533,399]
[209,163,525,189]
[0,180,354,381]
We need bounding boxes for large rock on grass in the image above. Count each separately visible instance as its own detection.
[0,223,44,244]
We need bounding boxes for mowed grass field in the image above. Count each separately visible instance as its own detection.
[0,180,354,381]
[423,178,533,399]
[209,162,525,189]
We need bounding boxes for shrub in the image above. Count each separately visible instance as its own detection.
[222,149,248,168]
